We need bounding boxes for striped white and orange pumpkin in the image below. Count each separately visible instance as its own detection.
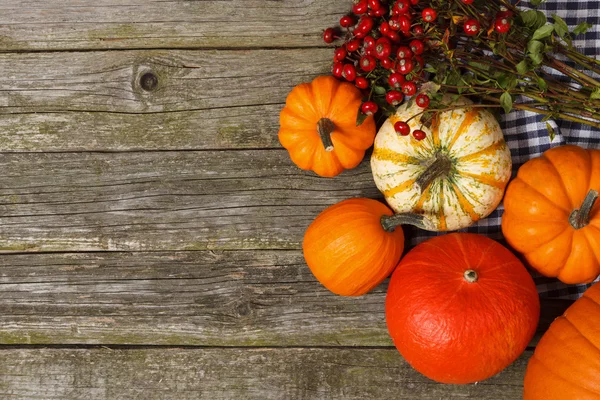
[370,96,512,231]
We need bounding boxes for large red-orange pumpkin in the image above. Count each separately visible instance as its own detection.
[386,233,540,384]
[502,145,600,284]
[279,75,376,177]
[524,282,600,399]
[303,198,429,296]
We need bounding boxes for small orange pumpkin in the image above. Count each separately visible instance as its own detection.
[386,233,540,384]
[303,198,427,296]
[279,75,376,177]
[502,145,600,284]
[523,282,600,399]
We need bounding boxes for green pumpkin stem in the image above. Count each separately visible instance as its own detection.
[317,118,335,152]
[569,189,599,229]
[416,153,452,192]
[380,213,429,232]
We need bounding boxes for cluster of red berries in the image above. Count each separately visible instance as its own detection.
[461,2,512,36]
[323,0,513,140]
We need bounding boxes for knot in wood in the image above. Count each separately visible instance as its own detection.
[140,72,159,92]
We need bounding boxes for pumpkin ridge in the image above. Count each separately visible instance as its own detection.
[530,351,600,396]
[456,140,506,163]
[563,311,600,355]
[446,109,479,150]
[543,153,581,209]
[514,176,572,215]
[582,228,600,274]
[456,171,505,189]
[438,181,447,231]
[450,182,480,221]
[383,178,417,198]
[372,147,421,165]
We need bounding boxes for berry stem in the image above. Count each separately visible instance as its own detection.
[317,118,335,152]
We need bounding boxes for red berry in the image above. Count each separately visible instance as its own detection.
[360,55,377,72]
[332,62,344,78]
[409,39,425,55]
[363,35,376,48]
[412,25,424,36]
[370,6,388,17]
[388,72,406,88]
[342,64,357,81]
[397,15,411,33]
[497,6,513,19]
[394,0,410,14]
[416,93,430,108]
[402,81,417,96]
[355,76,369,89]
[464,19,480,36]
[412,129,426,140]
[422,8,437,23]
[388,31,402,43]
[386,90,403,106]
[368,0,381,10]
[374,37,392,60]
[357,17,375,34]
[389,18,401,31]
[396,46,413,59]
[397,58,414,75]
[410,0,419,4]
[361,101,379,115]
[495,17,511,33]
[381,58,394,69]
[323,28,336,44]
[380,21,391,36]
[394,121,411,136]
[340,16,355,28]
[461,0,474,4]
[353,0,368,14]
[334,47,347,62]
[346,39,360,52]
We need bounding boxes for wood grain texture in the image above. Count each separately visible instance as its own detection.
[0,150,379,252]
[0,49,330,114]
[0,347,531,399]
[0,250,572,346]
[0,0,347,51]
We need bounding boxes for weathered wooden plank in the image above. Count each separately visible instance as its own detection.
[0,251,571,346]
[0,150,379,252]
[0,0,347,51]
[0,49,330,115]
[0,106,282,151]
[0,347,531,399]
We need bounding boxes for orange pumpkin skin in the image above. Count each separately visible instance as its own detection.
[279,75,376,177]
[502,145,600,284]
[386,233,540,384]
[303,198,406,296]
[524,282,600,400]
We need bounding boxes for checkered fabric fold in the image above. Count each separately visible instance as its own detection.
[405,0,600,299]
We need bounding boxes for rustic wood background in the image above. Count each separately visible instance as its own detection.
[0,1,571,398]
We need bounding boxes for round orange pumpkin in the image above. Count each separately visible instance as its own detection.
[303,198,428,296]
[279,75,376,177]
[502,145,600,284]
[524,282,600,399]
[386,233,540,384]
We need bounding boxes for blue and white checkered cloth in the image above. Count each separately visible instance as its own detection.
[407,0,600,300]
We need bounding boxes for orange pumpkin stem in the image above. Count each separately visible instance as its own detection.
[463,269,478,283]
[317,118,335,152]
[569,189,599,229]
[380,213,428,232]
[416,153,452,192]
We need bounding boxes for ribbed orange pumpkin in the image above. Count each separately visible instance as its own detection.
[524,282,600,399]
[303,198,427,296]
[502,145,600,284]
[386,233,540,384]
[279,75,376,177]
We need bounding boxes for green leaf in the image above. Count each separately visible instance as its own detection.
[520,10,538,28]
[516,60,529,74]
[573,22,593,35]
[591,88,600,99]
[356,111,368,126]
[535,11,548,30]
[500,92,513,114]
[424,66,437,73]
[527,40,545,64]
[537,77,548,91]
[532,24,554,40]
[552,15,569,38]
[373,85,386,95]
[546,122,556,141]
